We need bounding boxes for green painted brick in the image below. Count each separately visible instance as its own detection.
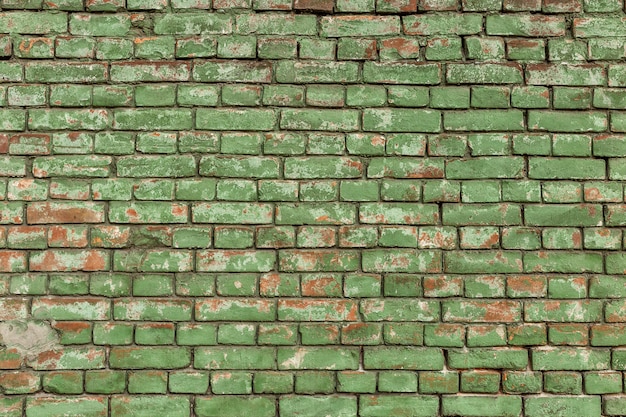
[443,203,521,226]
[606,397,626,416]
[362,298,439,321]
[364,347,444,370]
[0,1,625,411]
[196,108,276,130]
[276,61,358,83]
[364,108,442,133]
[447,63,523,84]
[403,13,483,35]
[502,371,542,394]
[111,396,189,417]
[430,87,470,109]
[25,397,108,417]
[426,36,463,60]
[44,371,84,394]
[200,155,278,179]
[237,13,316,35]
[96,38,133,60]
[85,370,125,394]
[111,62,190,82]
[69,13,130,36]
[524,205,603,227]
[529,111,607,132]
[360,203,439,225]
[109,347,190,369]
[362,249,441,273]
[154,13,232,35]
[196,250,276,272]
[194,346,275,369]
[281,109,359,131]
[511,86,549,108]
[117,155,195,178]
[448,348,528,370]
[26,62,106,83]
[487,14,565,36]
[444,110,524,131]
[529,157,605,179]
[360,395,438,417]
[525,300,603,322]
[196,397,275,417]
[442,395,522,417]
[0,11,68,34]
[279,396,356,417]
[364,62,440,84]
[113,109,192,130]
[524,396,601,417]
[320,15,399,37]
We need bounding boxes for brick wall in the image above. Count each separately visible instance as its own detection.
[1,0,626,415]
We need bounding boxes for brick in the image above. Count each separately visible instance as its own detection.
[526,300,602,322]
[281,109,359,131]
[276,61,359,83]
[364,62,440,84]
[524,205,602,226]
[25,397,108,417]
[196,250,275,272]
[605,397,626,416]
[360,395,439,416]
[525,396,600,417]
[279,396,356,417]
[27,202,104,224]
[110,62,190,82]
[528,111,607,132]
[196,397,275,417]
[526,64,605,86]
[278,299,357,321]
[403,13,483,35]
[25,62,106,83]
[362,249,441,273]
[32,297,110,320]
[447,63,523,84]
[28,346,106,370]
[442,396,522,417]
[445,110,524,131]
[70,14,130,37]
[113,109,192,131]
[320,16,400,37]
[237,13,315,35]
[0,12,67,34]
[279,250,359,272]
[362,109,440,134]
[362,299,439,321]
[487,14,565,36]
[276,203,355,225]
[359,203,439,224]
[448,348,528,369]
[443,300,522,321]
[109,347,190,369]
[0,0,621,410]
[364,346,444,370]
[30,250,109,271]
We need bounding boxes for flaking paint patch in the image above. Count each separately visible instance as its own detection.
[0,320,60,359]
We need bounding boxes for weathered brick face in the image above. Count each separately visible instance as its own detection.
[1,0,626,416]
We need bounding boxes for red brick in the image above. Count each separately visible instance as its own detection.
[27,202,105,224]
[0,251,27,273]
[30,250,109,272]
[0,298,28,320]
[294,0,334,11]
[48,225,89,248]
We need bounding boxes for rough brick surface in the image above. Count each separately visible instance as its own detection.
[0,1,625,416]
